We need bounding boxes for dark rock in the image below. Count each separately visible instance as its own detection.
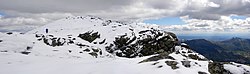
[20,51,31,55]
[181,61,191,67]
[188,54,207,61]
[152,62,160,65]
[129,28,134,31]
[112,26,117,28]
[0,50,8,52]
[37,38,42,41]
[68,50,72,53]
[99,39,106,44]
[157,65,163,68]
[208,62,232,74]
[92,48,100,52]
[165,32,178,41]
[187,50,192,53]
[35,34,42,38]
[89,52,98,58]
[78,31,100,43]
[6,32,12,35]
[106,29,178,58]
[39,35,66,47]
[175,51,180,54]
[83,49,90,52]
[236,65,241,67]
[52,50,59,51]
[49,38,66,47]
[26,46,32,50]
[165,61,179,69]
[76,43,89,47]
[99,50,102,55]
[102,20,111,26]
[48,35,54,37]
[68,39,74,44]
[198,71,208,74]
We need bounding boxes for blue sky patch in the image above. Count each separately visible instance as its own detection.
[0,12,5,16]
[143,17,185,25]
[230,15,247,20]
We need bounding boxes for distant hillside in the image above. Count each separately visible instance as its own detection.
[184,39,250,64]
[216,37,250,51]
[178,35,232,41]
[215,37,250,60]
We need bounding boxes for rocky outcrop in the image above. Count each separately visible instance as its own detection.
[106,29,178,58]
[165,61,179,69]
[78,31,100,43]
[36,34,68,47]
[208,62,232,74]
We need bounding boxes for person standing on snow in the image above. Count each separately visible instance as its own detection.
[45,28,48,33]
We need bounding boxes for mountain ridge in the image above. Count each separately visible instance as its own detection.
[184,37,250,64]
[0,16,250,74]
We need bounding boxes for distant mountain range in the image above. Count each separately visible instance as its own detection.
[178,35,250,41]
[184,37,250,64]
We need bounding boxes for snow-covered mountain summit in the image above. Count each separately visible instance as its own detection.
[0,16,250,74]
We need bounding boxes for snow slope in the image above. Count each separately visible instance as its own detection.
[0,16,250,74]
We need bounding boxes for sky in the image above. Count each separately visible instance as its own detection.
[0,0,250,36]
[144,17,185,25]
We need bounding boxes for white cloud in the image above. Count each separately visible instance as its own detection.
[0,12,74,32]
[0,0,250,33]
[208,2,220,8]
[1,0,249,20]
[163,15,250,35]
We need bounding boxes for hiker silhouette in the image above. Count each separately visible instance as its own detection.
[45,28,48,33]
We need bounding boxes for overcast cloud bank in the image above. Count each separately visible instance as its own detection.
[0,0,249,34]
